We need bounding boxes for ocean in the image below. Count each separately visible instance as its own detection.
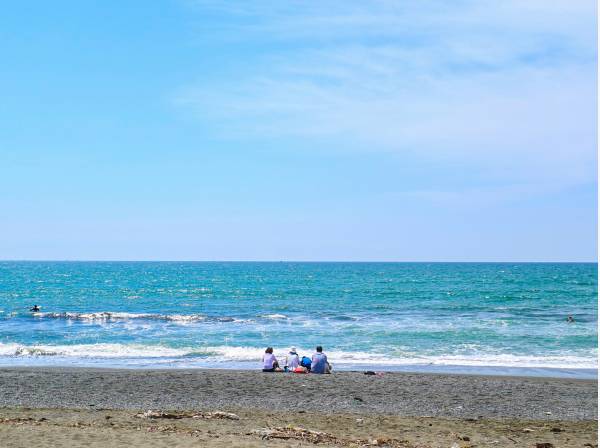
[0,262,596,378]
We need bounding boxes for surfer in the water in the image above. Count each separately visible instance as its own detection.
[566,315,575,323]
[29,305,40,312]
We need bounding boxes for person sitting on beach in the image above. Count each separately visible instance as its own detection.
[262,347,280,372]
[286,347,300,371]
[300,355,312,372]
[311,346,331,374]
[29,305,40,312]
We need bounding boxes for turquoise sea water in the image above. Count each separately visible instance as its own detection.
[0,262,596,378]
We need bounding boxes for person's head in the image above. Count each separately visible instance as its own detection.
[316,346,323,353]
[290,347,296,353]
[265,347,273,354]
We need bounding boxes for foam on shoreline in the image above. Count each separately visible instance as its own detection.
[0,342,596,374]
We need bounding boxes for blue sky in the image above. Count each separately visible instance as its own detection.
[0,0,596,261]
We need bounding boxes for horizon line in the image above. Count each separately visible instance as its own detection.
[0,259,596,264]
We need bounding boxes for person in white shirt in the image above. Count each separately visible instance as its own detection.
[262,347,279,372]
[286,347,299,371]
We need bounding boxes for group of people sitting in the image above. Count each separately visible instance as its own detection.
[262,346,332,374]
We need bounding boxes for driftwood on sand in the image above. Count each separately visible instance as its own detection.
[135,409,240,420]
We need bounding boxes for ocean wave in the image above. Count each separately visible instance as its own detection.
[30,312,236,323]
[27,311,263,324]
[0,343,191,358]
[0,343,596,369]
[261,314,288,319]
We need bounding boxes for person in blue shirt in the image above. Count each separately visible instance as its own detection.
[311,346,331,374]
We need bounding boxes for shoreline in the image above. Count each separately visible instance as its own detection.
[0,364,597,380]
[0,360,596,380]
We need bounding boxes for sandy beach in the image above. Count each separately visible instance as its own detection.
[0,367,596,447]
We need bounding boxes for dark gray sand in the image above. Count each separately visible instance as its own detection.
[0,367,596,420]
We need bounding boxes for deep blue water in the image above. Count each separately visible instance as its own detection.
[0,262,596,378]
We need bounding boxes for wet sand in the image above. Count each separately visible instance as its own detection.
[0,367,597,447]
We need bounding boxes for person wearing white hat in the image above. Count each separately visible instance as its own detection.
[286,346,300,371]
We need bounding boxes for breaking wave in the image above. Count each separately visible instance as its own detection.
[31,312,245,323]
[0,343,596,370]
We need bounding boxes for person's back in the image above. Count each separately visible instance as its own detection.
[262,347,279,372]
[300,356,312,371]
[287,347,299,370]
[311,346,328,374]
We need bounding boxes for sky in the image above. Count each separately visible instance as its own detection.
[0,0,597,261]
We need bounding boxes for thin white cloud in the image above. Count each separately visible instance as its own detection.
[177,0,597,186]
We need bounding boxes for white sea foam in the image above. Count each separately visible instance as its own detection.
[220,348,600,369]
[0,343,596,369]
[0,343,191,358]
[30,312,257,324]
[261,314,288,319]
[32,312,209,322]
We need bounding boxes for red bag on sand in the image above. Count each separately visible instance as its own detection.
[294,367,307,374]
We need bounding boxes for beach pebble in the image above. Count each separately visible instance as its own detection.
[522,428,535,433]
[536,443,554,448]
